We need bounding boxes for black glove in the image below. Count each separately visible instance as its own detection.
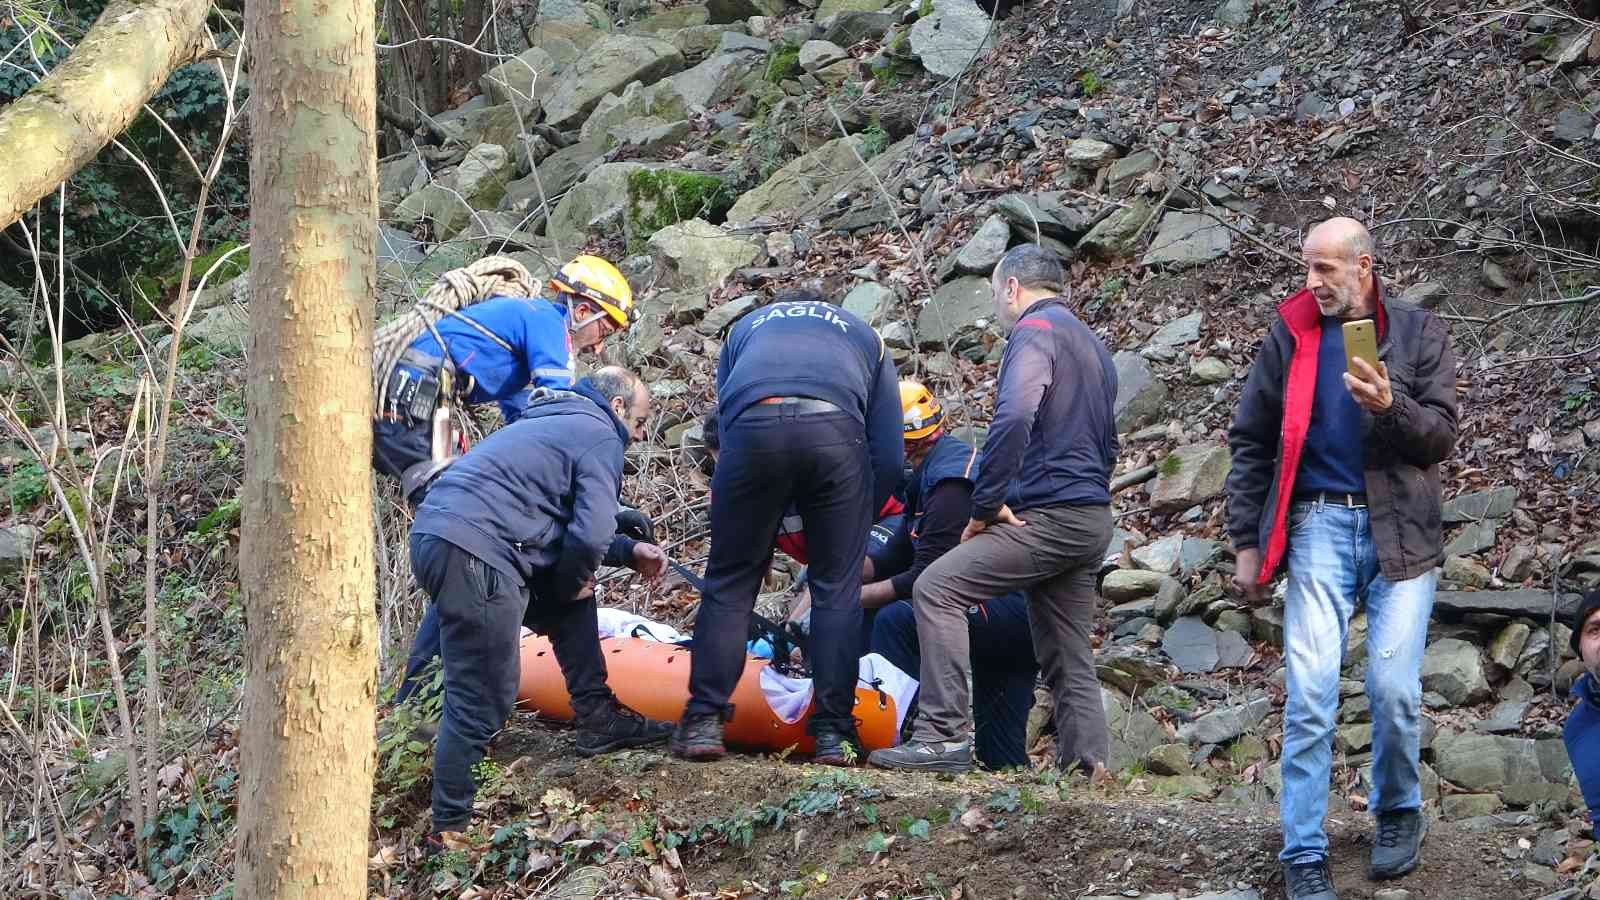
[615,507,655,544]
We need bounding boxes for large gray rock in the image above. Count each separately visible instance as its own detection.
[1113,351,1167,433]
[1149,444,1231,514]
[916,276,992,350]
[450,143,516,209]
[841,281,896,325]
[378,151,428,210]
[941,213,1011,278]
[1445,519,1498,557]
[544,161,648,247]
[376,226,426,268]
[1178,696,1272,745]
[821,9,895,45]
[1131,534,1183,574]
[480,47,563,113]
[717,31,769,55]
[1141,212,1233,269]
[0,524,39,573]
[392,182,475,237]
[1421,638,1492,707]
[1163,616,1222,674]
[817,0,889,19]
[186,303,250,354]
[1489,622,1533,672]
[1103,688,1167,772]
[1102,569,1174,604]
[909,0,997,78]
[726,134,885,225]
[1431,732,1549,791]
[799,40,848,72]
[499,137,604,218]
[1443,486,1518,523]
[1065,137,1119,168]
[1435,589,1583,621]
[995,192,1093,243]
[1215,0,1252,25]
[646,218,765,290]
[542,34,686,129]
[1145,310,1204,354]
[1078,197,1155,258]
[697,293,761,335]
[653,52,757,111]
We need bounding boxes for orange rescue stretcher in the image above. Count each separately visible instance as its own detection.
[515,633,900,754]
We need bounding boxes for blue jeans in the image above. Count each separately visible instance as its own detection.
[1279,500,1436,865]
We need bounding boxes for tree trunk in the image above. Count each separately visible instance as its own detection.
[0,0,209,231]
[234,0,378,888]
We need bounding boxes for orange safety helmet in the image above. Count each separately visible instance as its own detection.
[900,380,943,440]
[549,255,636,330]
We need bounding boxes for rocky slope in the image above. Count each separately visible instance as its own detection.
[4,0,1600,896]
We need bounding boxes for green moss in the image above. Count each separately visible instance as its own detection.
[1080,70,1103,97]
[860,121,890,159]
[917,0,932,16]
[765,43,801,84]
[1158,453,1183,477]
[624,169,737,241]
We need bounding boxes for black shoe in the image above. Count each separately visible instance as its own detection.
[573,703,672,757]
[1283,860,1338,900]
[812,725,863,767]
[670,713,726,761]
[1370,808,1427,879]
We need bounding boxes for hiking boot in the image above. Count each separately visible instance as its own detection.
[670,713,727,761]
[574,702,671,757]
[867,739,972,773]
[811,725,863,767]
[1283,860,1338,900]
[1370,808,1427,879]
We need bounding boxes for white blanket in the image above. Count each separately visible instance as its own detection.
[759,653,919,742]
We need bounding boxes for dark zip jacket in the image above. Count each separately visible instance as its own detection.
[1225,283,1459,583]
[971,297,1118,520]
[716,299,904,510]
[1566,673,1600,828]
[410,381,630,604]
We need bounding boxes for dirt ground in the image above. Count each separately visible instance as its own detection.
[464,717,1558,900]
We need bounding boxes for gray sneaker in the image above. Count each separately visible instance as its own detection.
[867,739,972,773]
[1370,808,1427,879]
[1283,861,1338,900]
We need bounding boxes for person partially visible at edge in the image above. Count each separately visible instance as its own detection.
[869,245,1117,777]
[671,288,903,766]
[407,367,673,850]
[373,254,636,505]
[1225,217,1459,900]
[864,380,1039,771]
[1564,590,1600,831]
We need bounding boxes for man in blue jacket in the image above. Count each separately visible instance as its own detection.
[409,366,671,842]
[1565,590,1600,831]
[862,381,1038,771]
[672,288,904,765]
[871,245,1117,776]
[374,255,636,504]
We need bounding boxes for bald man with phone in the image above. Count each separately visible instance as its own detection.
[1225,218,1459,899]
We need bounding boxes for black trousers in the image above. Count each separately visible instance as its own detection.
[408,533,612,832]
[686,407,872,733]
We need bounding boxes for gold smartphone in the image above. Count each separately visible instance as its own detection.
[1342,319,1379,375]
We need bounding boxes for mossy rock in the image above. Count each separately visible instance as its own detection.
[625,168,737,243]
[765,44,801,83]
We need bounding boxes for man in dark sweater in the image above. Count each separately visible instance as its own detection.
[862,380,1038,770]
[1564,591,1600,831]
[672,288,903,765]
[409,366,672,843]
[870,245,1117,775]
[1227,218,1458,899]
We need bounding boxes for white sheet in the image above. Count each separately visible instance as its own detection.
[758,653,919,742]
